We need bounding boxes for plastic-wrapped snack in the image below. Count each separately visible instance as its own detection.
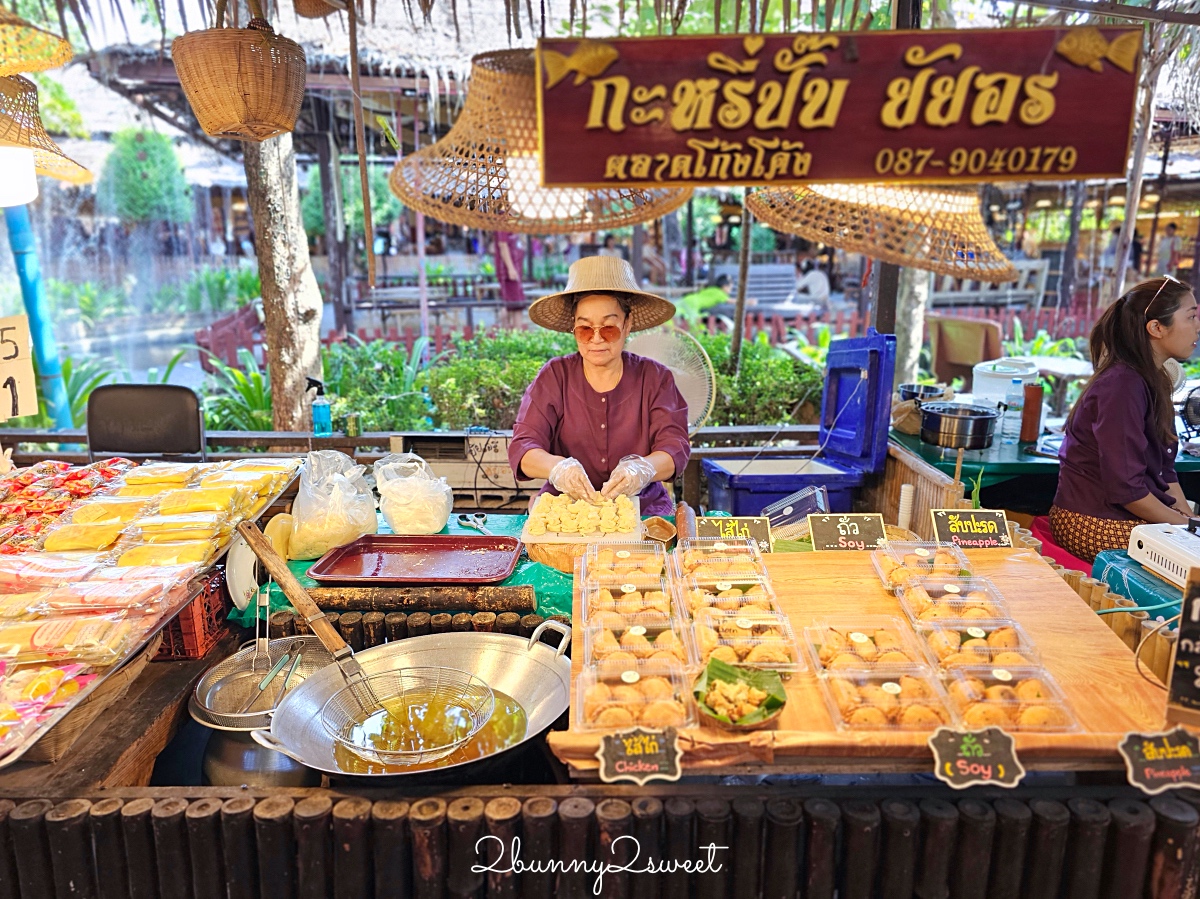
[86,563,200,584]
[199,470,279,496]
[584,543,666,579]
[676,575,778,620]
[43,522,125,553]
[917,621,1040,671]
[945,668,1076,731]
[113,484,174,498]
[585,619,692,667]
[691,608,802,673]
[822,671,954,731]
[0,593,45,619]
[871,543,970,588]
[124,463,199,486]
[69,497,152,526]
[0,699,47,756]
[40,581,167,613]
[575,660,693,731]
[8,461,71,488]
[127,512,230,543]
[156,487,245,517]
[117,541,218,568]
[804,618,930,674]
[0,663,86,704]
[226,458,300,475]
[582,576,674,628]
[0,614,134,665]
[0,556,100,589]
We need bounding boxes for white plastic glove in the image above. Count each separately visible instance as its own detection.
[548,457,600,502]
[601,455,657,499]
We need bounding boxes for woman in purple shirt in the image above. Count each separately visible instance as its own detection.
[508,256,691,517]
[1050,276,1200,562]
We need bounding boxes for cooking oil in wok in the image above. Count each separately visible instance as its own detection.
[335,689,527,774]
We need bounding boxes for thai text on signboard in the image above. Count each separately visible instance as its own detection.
[536,27,1140,187]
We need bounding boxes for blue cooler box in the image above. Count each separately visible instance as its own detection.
[703,329,897,515]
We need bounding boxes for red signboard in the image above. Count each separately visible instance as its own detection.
[535,27,1140,187]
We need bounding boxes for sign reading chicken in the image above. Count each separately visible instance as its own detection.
[535,27,1140,187]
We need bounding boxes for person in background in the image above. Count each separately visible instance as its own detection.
[1157,223,1182,276]
[1049,276,1200,562]
[597,234,622,258]
[1131,231,1145,275]
[494,231,526,329]
[795,258,831,310]
[676,273,731,323]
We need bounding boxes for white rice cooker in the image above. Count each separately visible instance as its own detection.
[972,357,1041,403]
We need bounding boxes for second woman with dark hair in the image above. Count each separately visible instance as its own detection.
[1050,276,1200,562]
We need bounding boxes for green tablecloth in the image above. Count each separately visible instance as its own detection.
[1093,549,1181,621]
[229,513,574,626]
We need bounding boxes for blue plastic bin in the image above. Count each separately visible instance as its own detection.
[703,458,858,515]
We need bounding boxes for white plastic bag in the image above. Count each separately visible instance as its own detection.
[374,453,453,536]
[288,451,378,560]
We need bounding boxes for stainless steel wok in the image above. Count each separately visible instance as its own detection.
[250,621,572,777]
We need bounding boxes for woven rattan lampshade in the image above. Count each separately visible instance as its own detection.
[0,10,72,77]
[0,75,90,184]
[747,183,1017,283]
[389,49,691,234]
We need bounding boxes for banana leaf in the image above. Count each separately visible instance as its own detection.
[692,657,787,726]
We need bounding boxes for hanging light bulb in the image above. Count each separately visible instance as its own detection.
[504,154,587,220]
[0,146,37,206]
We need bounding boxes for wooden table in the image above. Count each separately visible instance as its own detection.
[547,548,1169,776]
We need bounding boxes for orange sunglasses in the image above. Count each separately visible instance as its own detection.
[573,324,623,343]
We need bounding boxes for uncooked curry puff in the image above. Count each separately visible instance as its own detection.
[528,493,638,537]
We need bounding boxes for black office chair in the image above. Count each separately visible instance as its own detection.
[86,384,208,462]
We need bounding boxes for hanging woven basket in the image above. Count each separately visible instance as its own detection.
[171,0,306,142]
[389,49,691,235]
[0,10,72,77]
[293,0,339,19]
[747,183,1018,283]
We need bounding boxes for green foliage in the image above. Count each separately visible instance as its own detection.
[418,330,575,430]
[789,324,841,369]
[98,130,191,226]
[202,349,273,431]
[1002,319,1085,359]
[31,74,87,139]
[693,331,824,426]
[301,164,404,238]
[322,337,435,431]
[152,267,260,315]
[1,353,117,429]
[970,467,985,510]
[730,220,779,254]
[45,279,131,331]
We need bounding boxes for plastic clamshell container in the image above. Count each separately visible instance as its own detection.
[584,617,693,668]
[689,607,803,675]
[896,577,1010,626]
[821,670,957,732]
[673,538,768,581]
[804,616,931,674]
[944,667,1077,732]
[583,543,668,580]
[582,576,674,627]
[871,542,971,588]
[575,658,694,731]
[915,620,1041,671]
[674,575,779,621]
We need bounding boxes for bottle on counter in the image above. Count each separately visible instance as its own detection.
[1019,382,1043,443]
[307,377,333,437]
[1001,378,1024,445]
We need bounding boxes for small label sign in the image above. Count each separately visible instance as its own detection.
[0,315,37,421]
[1168,569,1200,728]
[807,514,888,552]
[696,517,773,553]
[1119,729,1200,795]
[596,727,683,785]
[928,727,1025,789]
[930,510,1012,548]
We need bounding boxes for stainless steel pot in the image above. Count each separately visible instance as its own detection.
[250,622,572,778]
[898,383,943,402]
[199,726,321,787]
[917,402,1000,450]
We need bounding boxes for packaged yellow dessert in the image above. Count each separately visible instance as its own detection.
[0,593,44,619]
[128,512,229,543]
[117,541,218,567]
[199,471,278,495]
[124,463,198,486]
[70,497,150,525]
[156,487,244,516]
[44,523,125,553]
[226,459,300,475]
[113,484,173,498]
[0,615,133,665]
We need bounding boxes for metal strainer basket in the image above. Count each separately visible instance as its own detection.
[192,635,337,731]
[320,667,494,766]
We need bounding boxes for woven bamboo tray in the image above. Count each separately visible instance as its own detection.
[24,632,163,763]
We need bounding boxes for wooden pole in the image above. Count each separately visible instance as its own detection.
[597,799,636,899]
[0,800,17,899]
[347,0,376,289]
[10,800,54,899]
[763,798,803,899]
[1024,800,1070,899]
[410,799,448,899]
[840,801,880,899]
[334,798,374,899]
[152,798,193,899]
[46,799,96,899]
[730,798,765,899]
[1062,798,1110,899]
[484,798,522,899]
[90,798,129,899]
[1101,800,1155,899]
[950,799,994,899]
[664,798,697,899]
[880,799,919,899]
[1147,797,1199,899]
[255,796,298,899]
[730,197,752,378]
[916,798,958,899]
[295,795,334,899]
[521,797,558,899]
[632,797,666,899]
[372,800,413,899]
[447,798,487,899]
[694,798,732,899]
[221,797,259,899]
[121,797,160,899]
[559,797,595,899]
[804,799,841,899]
[186,798,226,899]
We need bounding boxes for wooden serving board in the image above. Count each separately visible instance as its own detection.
[549,548,1170,775]
[519,496,644,545]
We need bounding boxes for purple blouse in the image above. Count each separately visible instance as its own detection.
[1054,363,1179,520]
[508,352,691,516]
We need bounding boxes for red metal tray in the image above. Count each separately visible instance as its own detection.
[305,535,524,585]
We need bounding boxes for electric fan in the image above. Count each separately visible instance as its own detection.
[626,327,717,435]
[1182,385,1200,441]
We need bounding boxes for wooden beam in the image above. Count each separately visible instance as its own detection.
[1015,0,1200,25]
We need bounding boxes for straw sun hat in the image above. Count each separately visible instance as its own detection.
[528,256,676,333]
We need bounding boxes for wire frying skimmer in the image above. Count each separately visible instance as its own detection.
[192,635,337,731]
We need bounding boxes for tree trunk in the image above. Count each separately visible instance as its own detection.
[243,133,324,432]
[893,266,928,389]
[1058,181,1086,310]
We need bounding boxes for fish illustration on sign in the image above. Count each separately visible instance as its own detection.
[542,40,620,88]
[1055,27,1139,74]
